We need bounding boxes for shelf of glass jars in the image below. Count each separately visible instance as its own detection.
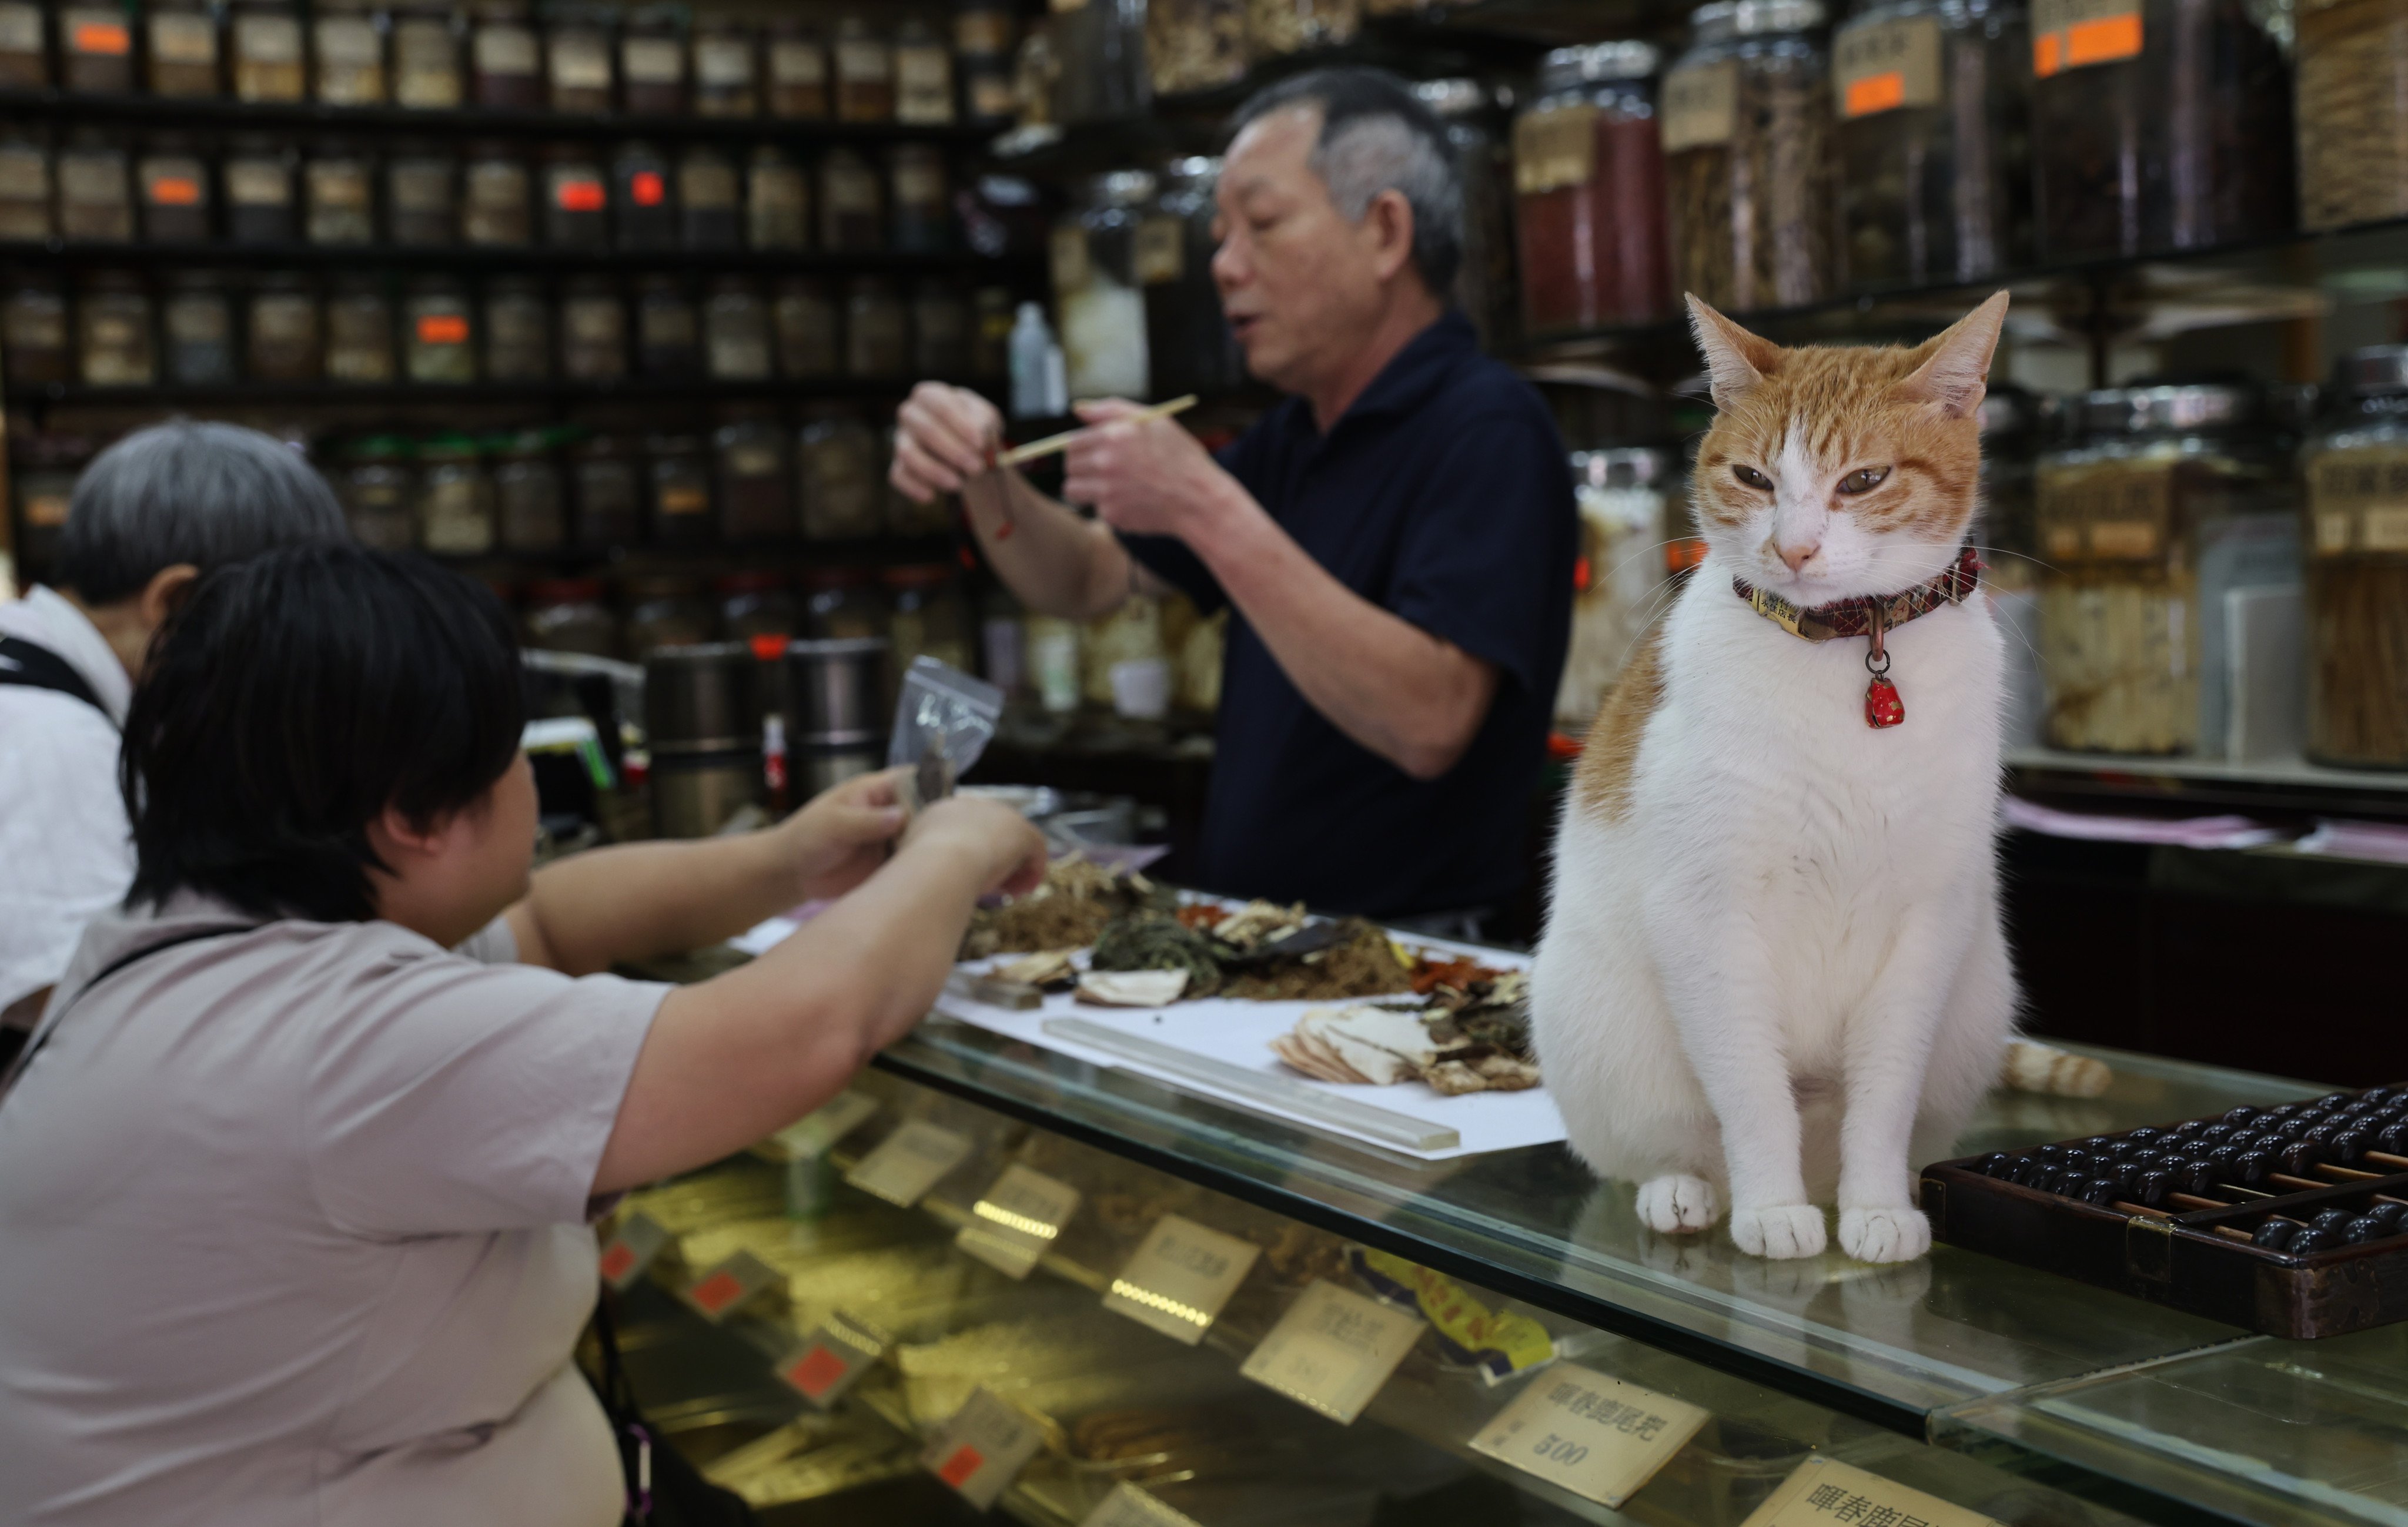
[436,533,963,574]
[2005,748,2408,824]
[0,375,979,411]
[0,237,1041,278]
[0,88,1004,149]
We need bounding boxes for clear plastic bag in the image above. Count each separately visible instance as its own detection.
[887,655,1005,806]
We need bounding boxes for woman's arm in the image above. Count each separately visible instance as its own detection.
[505,770,909,976]
[590,796,1046,1194]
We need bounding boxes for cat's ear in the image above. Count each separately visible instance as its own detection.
[1897,292,2010,418]
[1686,294,1783,409]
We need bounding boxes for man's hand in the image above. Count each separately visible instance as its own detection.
[902,796,1049,901]
[775,768,909,900]
[892,382,1003,501]
[1060,399,1242,539]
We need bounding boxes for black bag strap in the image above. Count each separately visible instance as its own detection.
[0,925,253,1106]
[0,635,112,724]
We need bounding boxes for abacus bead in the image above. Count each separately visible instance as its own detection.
[2367,1203,2408,1233]
[2335,1131,2371,1166]
[2283,1142,2327,1174]
[2345,1215,2389,1244]
[2235,1152,2273,1186]
[2224,1106,2260,1126]
[2313,1208,2356,1234]
[2133,1170,2172,1206]
[2289,1228,2337,1255]
[2081,1178,2120,1205]
[2254,1219,2299,1250]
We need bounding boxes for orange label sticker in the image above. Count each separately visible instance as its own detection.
[556,179,606,212]
[782,1345,850,1399]
[416,314,469,344]
[2066,14,2142,66]
[688,1270,744,1314]
[73,20,129,53]
[1845,72,1905,116]
[597,1243,637,1282]
[148,176,202,206]
[630,170,665,206]
[2032,0,2142,76]
[937,1445,985,1488]
[1665,539,1709,572]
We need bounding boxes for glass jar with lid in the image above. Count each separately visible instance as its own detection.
[392,0,463,108]
[2302,347,2408,766]
[468,0,537,106]
[955,0,1018,124]
[246,272,322,381]
[2031,0,2292,259]
[232,0,306,102]
[570,433,640,548]
[1664,0,1834,313]
[678,144,740,249]
[644,431,712,546]
[612,140,675,251]
[831,16,893,122]
[691,15,757,116]
[2299,0,2408,230]
[773,276,839,378]
[61,4,136,92]
[12,433,89,580]
[558,273,625,377]
[403,274,474,382]
[911,280,969,378]
[417,431,496,554]
[462,141,530,243]
[481,274,548,380]
[385,142,457,245]
[338,434,417,549]
[0,132,49,240]
[0,2,47,88]
[2036,383,2289,755]
[146,0,220,96]
[714,414,792,543]
[1148,0,1248,95]
[2,277,69,386]
[634,274,699,377]
[819,146,882,252]
[1054,170,1154,399]
[765,19,828,118]
[56,132,132,240]
[842,276,905,379]
[1055,0,1148,122]
[304,140,376,245]
[745,145,808,249]
[136,138,213,242]
[716,571,797,641]
[1246,0,1359,56]
[542,145,610,247]
[704,276,771,380]
[798,406,881,539]
[312,0,387,105]
[971,285,1012,380]
[524,577,616,657]
[1138,157,1245,399]
[619,4,684,114]
[544,1,614,113]
[801,567,884,639]
[325,272,396,380]
[1514,43,1671,334]
[491,429,564,551]
[1976,383,2042,590]
[162,270,237,384]
[888,144,949,252]
[894,18,953,123]
[223,136,297,243]
[624,574,715,651]
[885,565,975,675]
[1834,0,2029,287]
[1414,78,1517,345]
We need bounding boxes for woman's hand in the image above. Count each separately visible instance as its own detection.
[903,795,1049,900]
[774,768,910,900]
[892,382,1004,501]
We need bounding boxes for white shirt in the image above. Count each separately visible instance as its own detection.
[0,894,664,1526]
[0,587,136,1021]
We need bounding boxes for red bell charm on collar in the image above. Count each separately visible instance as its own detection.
[1864,613,1904,728]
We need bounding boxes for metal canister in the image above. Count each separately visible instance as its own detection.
[644,641,762,836]
[786,636,888,794]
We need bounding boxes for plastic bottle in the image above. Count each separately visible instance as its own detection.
[1008,301,1066,419]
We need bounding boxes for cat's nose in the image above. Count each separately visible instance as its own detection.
[1775,538,1820,573]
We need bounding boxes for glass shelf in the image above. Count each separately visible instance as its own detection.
[2008,748,2408,824]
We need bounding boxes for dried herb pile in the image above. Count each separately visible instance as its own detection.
[960,857,1168,959]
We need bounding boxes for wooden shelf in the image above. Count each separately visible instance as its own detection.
[0,237,1037,277]
[3,376,987,410]
[2006,747,2408,824]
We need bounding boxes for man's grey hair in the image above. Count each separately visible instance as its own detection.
[55,420,350,605]
[1232,66,1464,296]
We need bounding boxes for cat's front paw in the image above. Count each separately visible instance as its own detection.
[1729,1204,1826,1259]
[1838,1207,1931,1263]
[1635,1174,1721,1234]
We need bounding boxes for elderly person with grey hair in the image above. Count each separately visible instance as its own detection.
[0,421,348,1042]
[893,66,1574,926]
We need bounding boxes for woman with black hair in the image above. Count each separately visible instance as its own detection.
[0,545,1046,1525]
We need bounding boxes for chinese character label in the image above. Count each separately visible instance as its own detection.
[844,1120,973,1207]
[1239,1280,1426,1425]
[956,1164,1082,1280]
[1469,1362,1712,1508]
[1103,1215,1260,1346]
[1739,1456,2004,1527]
[920,1387,1046,1510]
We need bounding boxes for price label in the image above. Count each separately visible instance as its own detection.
[762,1090,879,1162]
[844,1120,973,1207]
[920,1386,1047,1511]
[2031,0,2142,76]
[1239,1280,1425,1425]
[1103,1215,1259,1346]
[1740,1456,2004,1527]
[1080,1481,1202,1527]
[1662,58,1737,153]
[775,1314,884,1409]
[596,1211,670,1290]
[681,1250,780,1322]
[956,1165,1082,1280]
[1469,1364,1711,1508]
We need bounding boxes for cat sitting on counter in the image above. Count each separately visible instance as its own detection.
[1531,292,2018,1264]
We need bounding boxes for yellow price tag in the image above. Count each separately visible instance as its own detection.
[921,1387,1047,1511]
[1239,1280,1424,1424]
[1469,1363,1711,1508]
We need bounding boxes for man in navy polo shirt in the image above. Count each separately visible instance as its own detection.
[891,67,1575,923]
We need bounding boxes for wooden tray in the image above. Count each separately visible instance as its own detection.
[1919,1082,2408,1338]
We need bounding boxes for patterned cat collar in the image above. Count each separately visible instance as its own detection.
[1731,546,1983,729]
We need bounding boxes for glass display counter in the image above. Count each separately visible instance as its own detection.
[613,949,2394,1526]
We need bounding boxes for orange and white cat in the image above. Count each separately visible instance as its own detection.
[1530,293,2019,1264]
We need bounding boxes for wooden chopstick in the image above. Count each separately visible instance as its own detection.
[995,394,1200,466]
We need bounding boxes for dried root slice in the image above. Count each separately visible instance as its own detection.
[2001,1039,2112,1099]
[995,949,1079,990]
[1074,969,1190,1008]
